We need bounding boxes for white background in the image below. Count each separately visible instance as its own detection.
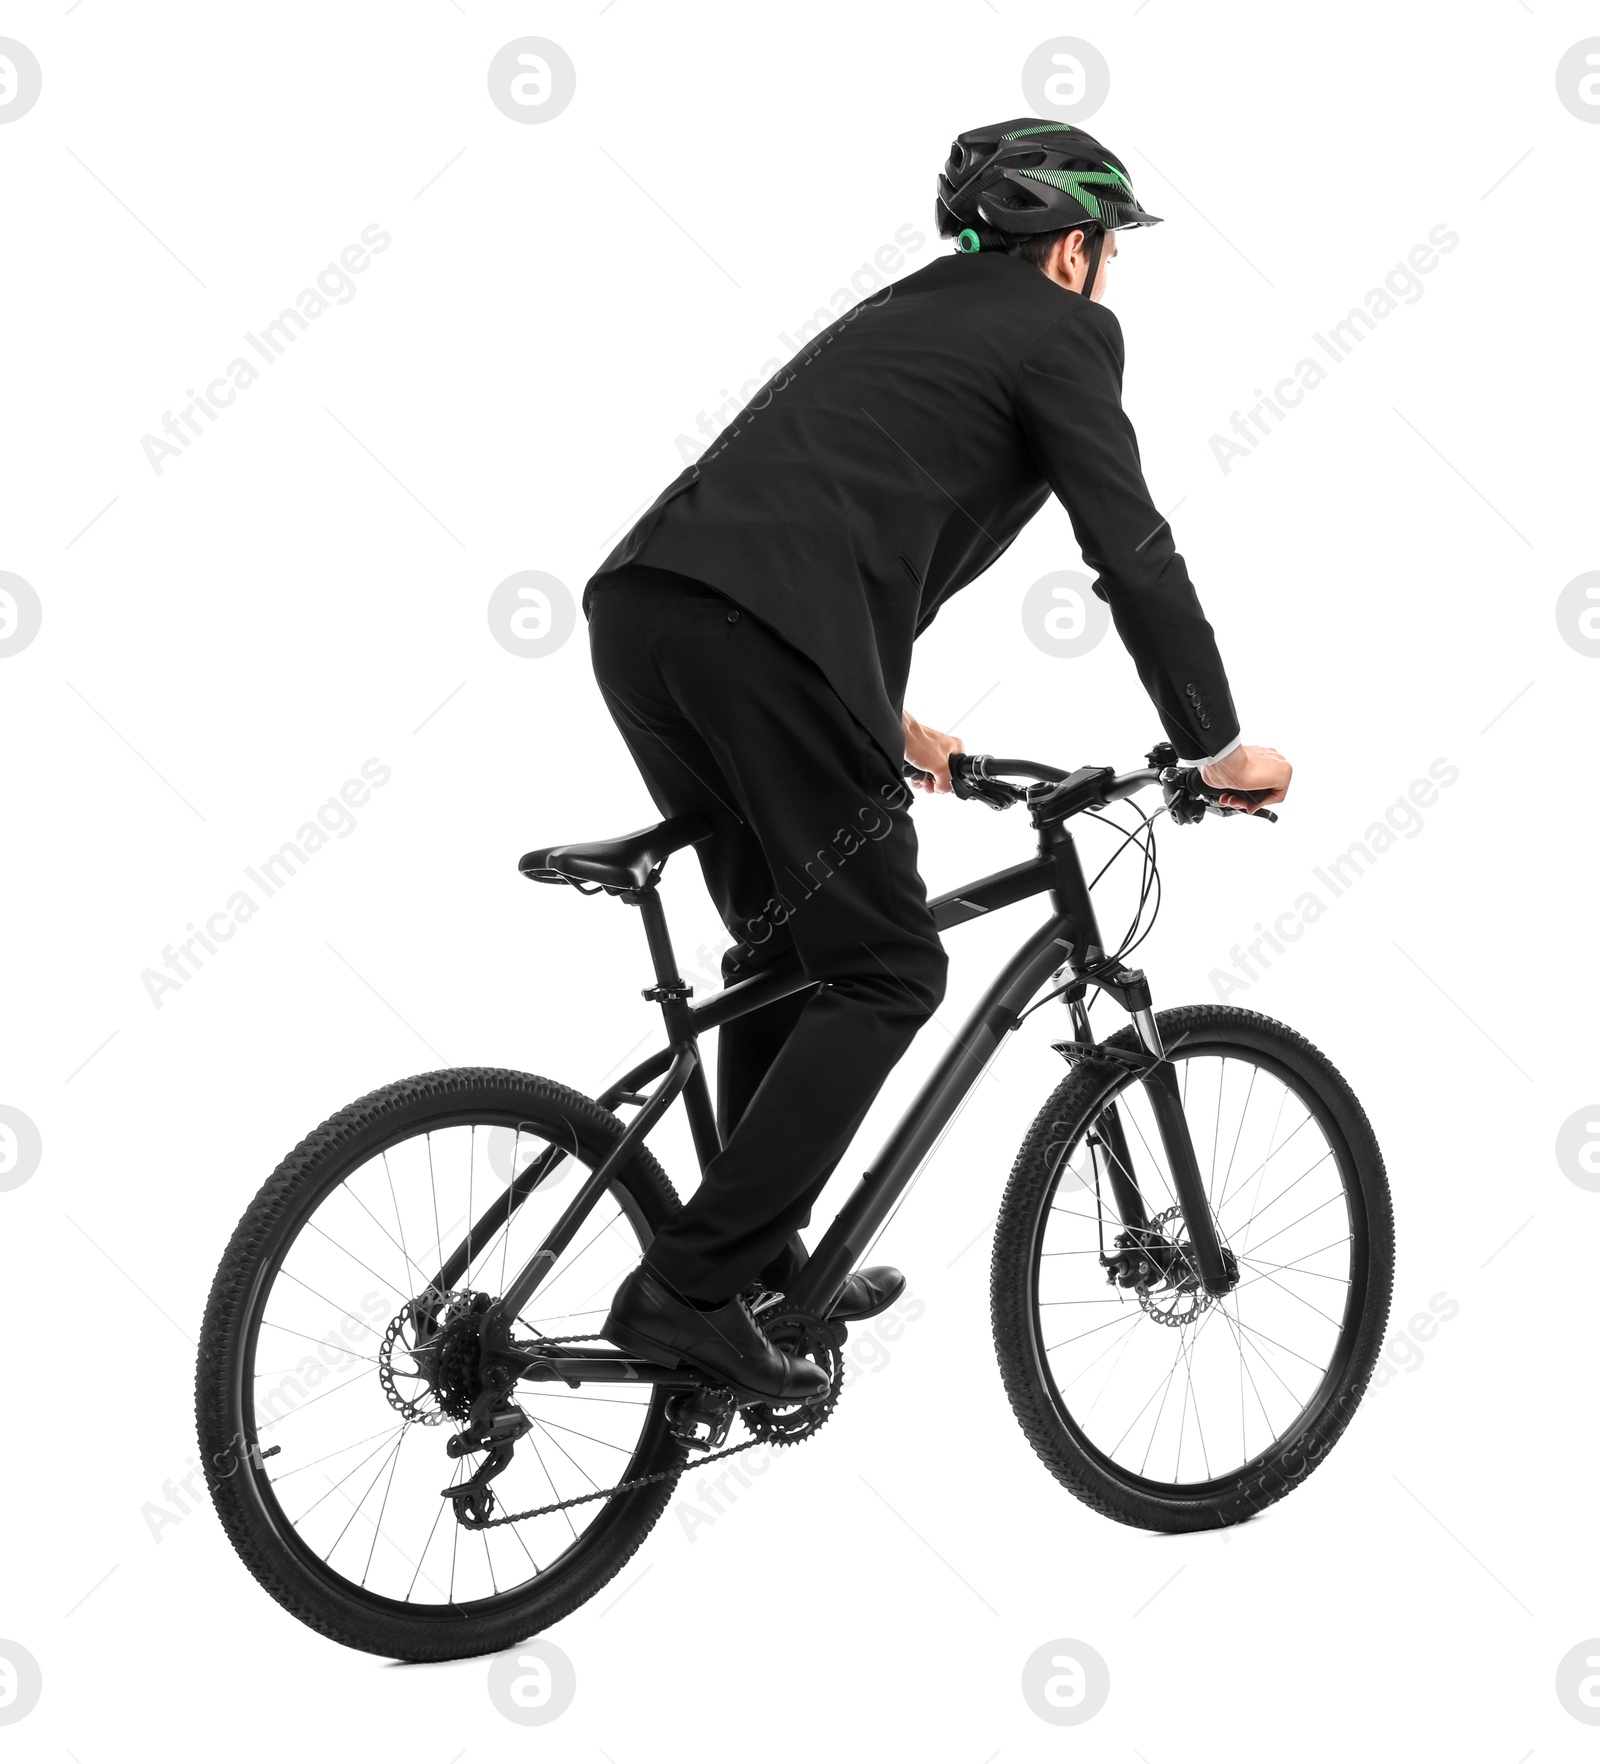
[3,0,1597,1757]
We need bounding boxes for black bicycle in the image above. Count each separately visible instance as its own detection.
[196,741,1393,1660]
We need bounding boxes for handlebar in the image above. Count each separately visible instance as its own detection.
[900,745,1279,825]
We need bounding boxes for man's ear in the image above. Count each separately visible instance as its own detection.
[1046,229,1087,286]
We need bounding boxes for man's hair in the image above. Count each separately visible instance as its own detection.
[1004,222,1102,268]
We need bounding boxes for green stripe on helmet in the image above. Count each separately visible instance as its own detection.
[1014,165,1134,222]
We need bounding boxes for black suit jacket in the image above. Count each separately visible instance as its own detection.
[590,251,1239,770]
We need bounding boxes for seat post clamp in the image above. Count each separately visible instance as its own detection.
[641,982,694,1004]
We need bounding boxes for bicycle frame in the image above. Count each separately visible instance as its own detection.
[440,773,1236,1384]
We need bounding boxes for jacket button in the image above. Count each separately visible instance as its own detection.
[726,609,740,623]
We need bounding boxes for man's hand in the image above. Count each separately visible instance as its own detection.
[1199,743,1292,812]
[902,712,964,794]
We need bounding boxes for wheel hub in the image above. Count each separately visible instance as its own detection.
[1106,1206,1238,1327]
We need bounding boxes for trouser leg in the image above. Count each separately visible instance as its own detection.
[588,572,946,1303]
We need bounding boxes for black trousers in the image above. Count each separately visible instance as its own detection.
[587,566,947,1303]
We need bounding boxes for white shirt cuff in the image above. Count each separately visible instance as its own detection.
[1186,733,1242,768]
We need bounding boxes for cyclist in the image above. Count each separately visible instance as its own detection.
[588,119,1291,1400]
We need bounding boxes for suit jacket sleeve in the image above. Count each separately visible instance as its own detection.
[1015,300,1240,762]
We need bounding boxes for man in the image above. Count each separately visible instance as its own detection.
[591,120,1291,1401]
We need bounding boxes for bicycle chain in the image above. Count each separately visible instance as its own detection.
[462,1333,815,1531]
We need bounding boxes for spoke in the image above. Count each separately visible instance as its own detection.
[467,1124,477,1282]
[1047,1306,1165,1354]
[303,1220,412,1304]
[362,1425,411,1586]
[256,1363,374,1432]
[531,1419,606,1490]
[257,1317,389,1368]
[1049,1205,1113,1224]
[317,1432,416,1587]
[1214,1063,1258,1209]
[528,1416,638,1457]
[1182,1319,1212,1480]
[1232,1267,1346,1328]
[1229,1313,1327,1376]
[1208,1057,1224,1203]
[1079,1300,1144,1425]
[525,1433,581,1544]
[1038,1297,1127,1306]
[293,1428,405,1529]
[1217,1107,1313,1216]
[1136,1334,1189,1474]
[340,1177,440,1299]
[383,1148,413,1311]
[506,1516,541,1578]
[269,1423,406,1484]
[1218,1299,1277,1446]
[501,1125,522,1294]
[1236,1241,1352,1284]
[1231,1149,1336,1254]
[1240,1192,1347,1261]
[426,1131,445,1293]
[1118,1306,1222,1470]
[450,1463,460,1604]
[272,1268,386,1346]
[408,1478,452,1602]
[1227,1308,1309,1409]
[1058,1307,1146,1395]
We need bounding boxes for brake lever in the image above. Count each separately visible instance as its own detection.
[1162,765,1279,824]
[948,752,1022,811]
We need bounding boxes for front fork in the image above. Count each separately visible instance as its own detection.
[1067,978,1234,1297]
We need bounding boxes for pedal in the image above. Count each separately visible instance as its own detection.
[665,1387,736,1452]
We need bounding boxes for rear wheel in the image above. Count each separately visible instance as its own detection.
[196,1068,684,1660]
[991,1006,1393,1532]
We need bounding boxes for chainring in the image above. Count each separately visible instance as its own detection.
[739,1309,845,1444]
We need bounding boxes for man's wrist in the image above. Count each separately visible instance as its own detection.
[1189,733,1242,769]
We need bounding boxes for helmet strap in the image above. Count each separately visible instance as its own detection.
[1078,227,1105,300]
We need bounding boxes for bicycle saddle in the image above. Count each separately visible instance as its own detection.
[519,814,712,891]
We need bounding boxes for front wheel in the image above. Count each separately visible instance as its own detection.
[991,1005,1393,1532]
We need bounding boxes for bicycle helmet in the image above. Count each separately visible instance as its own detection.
[936,119,1162,298]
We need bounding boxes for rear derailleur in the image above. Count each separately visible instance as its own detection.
[442,1387,533,1526]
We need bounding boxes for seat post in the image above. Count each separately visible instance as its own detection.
[626,881,723,1171]
[628,881,688,1000]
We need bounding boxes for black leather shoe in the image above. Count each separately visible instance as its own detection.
[605,1268,831,1404]
[828,1265,906,1323]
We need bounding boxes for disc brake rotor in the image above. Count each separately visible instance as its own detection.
[1135,1206,1215,1328]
